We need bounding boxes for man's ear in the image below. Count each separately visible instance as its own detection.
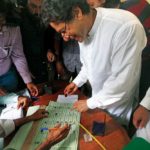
[73,7,83,20]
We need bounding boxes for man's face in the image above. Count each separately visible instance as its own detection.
[50,8,90,42]
[0,14,6,31]
[28,0,43,16]
[50,20,88,43]
[87,0,105,8]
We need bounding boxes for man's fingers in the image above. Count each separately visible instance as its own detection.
[54,125,70,141]
[57,127,70,140]
[70,87,77,95]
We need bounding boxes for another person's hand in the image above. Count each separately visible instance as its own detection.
[17,96,30,109]
[36,124,70,150]
[133,105,150,129]
[64,82,78,96]
[73,100,89,112]
[47,51,56,62]
[0,88,7,96]
[29,109,49,121]
[47,124,70,144]
[27,82,38,96]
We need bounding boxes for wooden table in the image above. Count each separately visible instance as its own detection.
[33,81,130,150]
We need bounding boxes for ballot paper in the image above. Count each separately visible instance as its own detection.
[26,105,40,116]
[57,94,78,103]
[0,103,23,119]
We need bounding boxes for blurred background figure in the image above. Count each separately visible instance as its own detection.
[0,0,38,96]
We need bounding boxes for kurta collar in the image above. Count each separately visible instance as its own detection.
[88,8,102,38]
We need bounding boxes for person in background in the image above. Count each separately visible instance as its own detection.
[47,35,82,81]
[41,0,147,126]
[17,0,49,84]
[0,0,38,96]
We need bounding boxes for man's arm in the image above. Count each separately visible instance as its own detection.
[72,51,88,88]
[0,109,48,138]
[87,22,147,110]
[11,26,32,84]
[14,109,48,128]
[10,26,38,96]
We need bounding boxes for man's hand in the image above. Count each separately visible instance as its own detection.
[17,96,30,109]
[64,82,78,96]
[27,82,38,96]
[36,124,70,150]
[29,109,49,121]
[47,51,56,62]
[47,124,70,144]
[73,100,89,112]
[133,105,150,129]
[0,88,7,96]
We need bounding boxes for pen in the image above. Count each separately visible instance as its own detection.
[40,127,48,132]
[69,76,73,83]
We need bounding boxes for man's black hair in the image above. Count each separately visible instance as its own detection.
[41,0,90,26]
[104,0,120,8]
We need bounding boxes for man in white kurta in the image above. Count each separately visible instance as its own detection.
[65,8,147,125]
[42,0,147,126]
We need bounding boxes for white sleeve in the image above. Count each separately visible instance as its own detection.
[87,22,147,109]
[0,120,15,137]
[140,88,150,110]
[73,50,88,87]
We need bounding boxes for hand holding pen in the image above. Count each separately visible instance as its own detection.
[64,82,78,96]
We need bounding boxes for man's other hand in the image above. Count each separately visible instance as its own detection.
[64,82,78,96]
[133,105,150,129]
